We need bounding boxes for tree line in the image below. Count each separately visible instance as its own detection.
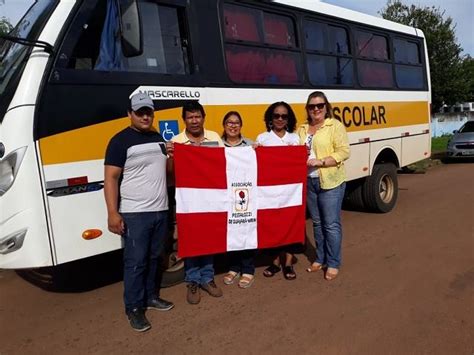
[380,0,473,112]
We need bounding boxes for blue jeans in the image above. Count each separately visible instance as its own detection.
[122,211,168,313]
[185,256,214,285]
[306,177,345,268]
[228,250,256,275]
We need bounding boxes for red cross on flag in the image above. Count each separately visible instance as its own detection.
[174,144,307,258]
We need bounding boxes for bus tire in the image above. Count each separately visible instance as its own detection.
[362,163,398,213]
[160,266,185,288]
[343,178,366,210]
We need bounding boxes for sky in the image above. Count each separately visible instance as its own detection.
[1,0,473,55]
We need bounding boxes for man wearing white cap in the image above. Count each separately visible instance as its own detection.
[104,92,173,332]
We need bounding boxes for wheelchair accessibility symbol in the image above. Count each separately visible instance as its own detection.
[159,120,179,141]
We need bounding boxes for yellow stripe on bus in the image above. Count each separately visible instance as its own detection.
[39,101,429,165]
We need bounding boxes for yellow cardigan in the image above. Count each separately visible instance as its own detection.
[297,118,350,189]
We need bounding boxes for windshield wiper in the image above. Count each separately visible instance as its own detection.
[0,34,54,54]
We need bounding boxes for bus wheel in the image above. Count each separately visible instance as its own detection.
[363,163,398,213]
[160,251,185,288]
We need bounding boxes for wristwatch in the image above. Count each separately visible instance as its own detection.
[321,158,326,167]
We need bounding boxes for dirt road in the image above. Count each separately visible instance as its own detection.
[1,162,473,354]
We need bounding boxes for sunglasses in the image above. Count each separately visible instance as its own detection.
[307,103,326,111]
[272,113,289,120]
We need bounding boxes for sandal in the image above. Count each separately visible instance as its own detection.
[283,265,296,280]
[263,264,281,277]
[238,274,255,289]
[325,268,339,281]
[306,263,324,273]
[223,271,240,285]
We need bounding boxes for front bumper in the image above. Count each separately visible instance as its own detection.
[447,143,474,157]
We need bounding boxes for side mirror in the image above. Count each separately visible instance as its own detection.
[452,130,458,134]
[119,0,142,57]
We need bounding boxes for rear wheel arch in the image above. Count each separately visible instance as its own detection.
[372,147,400,172]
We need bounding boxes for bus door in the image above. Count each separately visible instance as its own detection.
[36,0,196,265]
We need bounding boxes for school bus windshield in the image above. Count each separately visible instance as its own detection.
[0,1,56,119]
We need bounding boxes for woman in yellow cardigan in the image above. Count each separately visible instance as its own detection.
[297,91,350,280]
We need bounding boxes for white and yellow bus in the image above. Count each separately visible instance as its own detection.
[0,0,430,275]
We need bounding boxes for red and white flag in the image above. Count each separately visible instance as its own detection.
[174,144,307,258]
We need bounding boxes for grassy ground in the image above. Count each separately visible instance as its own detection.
[431,135,452,153]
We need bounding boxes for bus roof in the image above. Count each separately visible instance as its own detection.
[272,0,424,38]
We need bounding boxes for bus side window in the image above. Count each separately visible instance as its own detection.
[263,13,296,47]
[394,39,424,89]
[329,26,350,55]
[224,5,261,43]
[394,39,420,64]
[124,2,188,74]
[226,46,301,85]
[304,20,352,87]
[357,60,393,87]
[304,20,326,51]
[222,3,301,86]
[307,55,353,86]
[226,46,266,83]
[265,51,299,84]
[355,31,392,88]
[62,0,190,75]
[356,32,388,60]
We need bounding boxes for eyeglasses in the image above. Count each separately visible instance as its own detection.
[225,121,241,127]
[272,113,289,120]
[307,103,326,111]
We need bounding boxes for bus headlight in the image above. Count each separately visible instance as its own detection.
[0,146,27,196]
[0,228,27,255]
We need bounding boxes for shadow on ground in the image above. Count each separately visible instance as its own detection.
[16,231,317,293]
[16,250,125,293]
[16,249,184,293]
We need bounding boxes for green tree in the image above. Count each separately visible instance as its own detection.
[0,16,12,36]
[460,55,474,101]
[380,0,468,112]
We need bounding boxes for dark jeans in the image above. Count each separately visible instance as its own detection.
[122,211,168,313]
[228,250,256,275]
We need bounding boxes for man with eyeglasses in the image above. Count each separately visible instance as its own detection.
[104,92,174,332]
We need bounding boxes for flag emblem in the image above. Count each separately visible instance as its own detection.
[235,188,249,211]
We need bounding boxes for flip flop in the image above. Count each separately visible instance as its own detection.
[283,265,296,280]
[263,264,281,277]
[325,268,339,281]
[223,271,240,285]
[238,274,255,288]
[306,263,324,273]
